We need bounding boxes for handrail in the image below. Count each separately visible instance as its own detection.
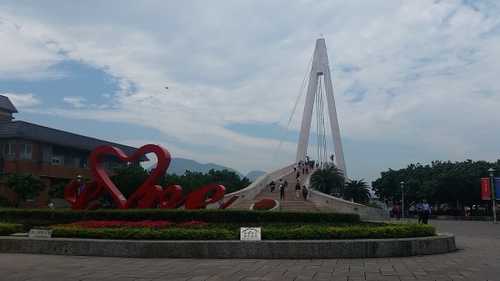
[304,170,388,220]
[226,163,295,199]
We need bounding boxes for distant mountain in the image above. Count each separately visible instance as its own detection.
[246,170,266,181]
[146,157,265,181]
[166,158,242,176]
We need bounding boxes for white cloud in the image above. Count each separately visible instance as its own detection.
[1,0,500,178]
[63,96,86,108]
[0,13,64,80]
[1,93,40,108]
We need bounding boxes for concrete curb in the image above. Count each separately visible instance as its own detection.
[0,234,455,259]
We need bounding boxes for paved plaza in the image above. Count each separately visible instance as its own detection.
[0,220,499,281]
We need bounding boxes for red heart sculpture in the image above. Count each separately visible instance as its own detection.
[89,144,171,209]
[160,185,183,209]
[64,181,103,209]
[64,144,234,210]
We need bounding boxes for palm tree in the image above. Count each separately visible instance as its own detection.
[310,164,344,196]
[344,179,370,204]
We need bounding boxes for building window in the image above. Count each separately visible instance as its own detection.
[41,145,52,163]
[73,157,80,168]
[4,142,16,159]
[20,143,32,160]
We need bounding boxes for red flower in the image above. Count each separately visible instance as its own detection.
[177,220,209,228]
[68,220,173,229]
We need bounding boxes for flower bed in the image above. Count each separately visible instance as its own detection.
[0,208,360,227]
[68,220,173,229]
[252,198,277,210]
[63,220,208,229]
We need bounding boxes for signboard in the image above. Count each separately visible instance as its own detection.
[496,177,500,200]
[28,229,53,238]
[240,227,261,241]
[481,178,491,201]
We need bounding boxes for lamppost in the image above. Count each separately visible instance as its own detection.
[488,168,496,224]
[400,181,405,221]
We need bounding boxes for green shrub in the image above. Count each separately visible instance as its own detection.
[52,227,238,240]
[0,222,24,235]
[0,196,14,208]
[263,223,435,240]
[50,223,435,240]
[0,208,360,226]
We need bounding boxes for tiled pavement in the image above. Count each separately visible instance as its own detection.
[1,220,500,281]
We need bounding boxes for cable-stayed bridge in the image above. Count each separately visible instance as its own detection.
[220,38,386,220]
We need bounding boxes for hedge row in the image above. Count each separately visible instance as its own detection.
[0,222,24,235]
[264,224,436,240]
[51,223,435,240]
[0,208,360,226]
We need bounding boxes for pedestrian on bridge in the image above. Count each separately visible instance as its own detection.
[269,180,276,193]
[302,185,309,200]
[295,182,301,199]
[279,182,286,200]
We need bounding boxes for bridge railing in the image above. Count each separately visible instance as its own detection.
[227,163,295,200]
[304,172,388,221]
[207,164,295,209]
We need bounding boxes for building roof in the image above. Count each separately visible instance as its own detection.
[0,96,18,113]
[0,120,146,160]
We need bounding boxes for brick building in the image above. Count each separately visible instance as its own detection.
[0,95,142,207]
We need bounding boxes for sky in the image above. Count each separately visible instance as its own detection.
[0,0,499,182]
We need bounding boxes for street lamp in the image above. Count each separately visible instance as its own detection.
[400,181,405,220]
[488,168,496,223]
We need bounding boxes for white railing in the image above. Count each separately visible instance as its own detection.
[226,163,295,200]
[304,172,388,221]
[207,164,295,209]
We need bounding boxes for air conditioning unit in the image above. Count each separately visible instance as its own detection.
[51,156,63,166]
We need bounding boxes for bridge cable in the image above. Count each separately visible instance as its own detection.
[271,51,314,163]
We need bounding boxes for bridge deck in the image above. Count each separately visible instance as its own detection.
[229,171,320,212]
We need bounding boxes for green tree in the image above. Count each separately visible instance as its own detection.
[310,164,344,195]
[111,165,149,197]
[110,166,250,198]
[162,169,250,195]
[344,179,370,204]
[372,159,500,210]
[6,174,45,206]
[48,180,70,199]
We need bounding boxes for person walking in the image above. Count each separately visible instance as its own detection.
[76,175,85,198]
[269,180,276,193]
[392,203,401,220]
[416,201,423,224]
[295,182,301,199]
[302,185,309,200]
[422,200,431,224]
[279,182,286,200]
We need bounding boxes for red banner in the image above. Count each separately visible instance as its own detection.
[481,178,491,200]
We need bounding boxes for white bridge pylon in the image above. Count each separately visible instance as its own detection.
[296,38,347,176]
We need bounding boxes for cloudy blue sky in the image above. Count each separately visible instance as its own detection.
[0,0,499,182]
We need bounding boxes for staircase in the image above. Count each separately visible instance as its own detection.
[230,171,320,212]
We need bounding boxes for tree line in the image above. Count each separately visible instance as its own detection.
[309,164,371,204]
[0,166,251,207]
[372,159,500,210]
